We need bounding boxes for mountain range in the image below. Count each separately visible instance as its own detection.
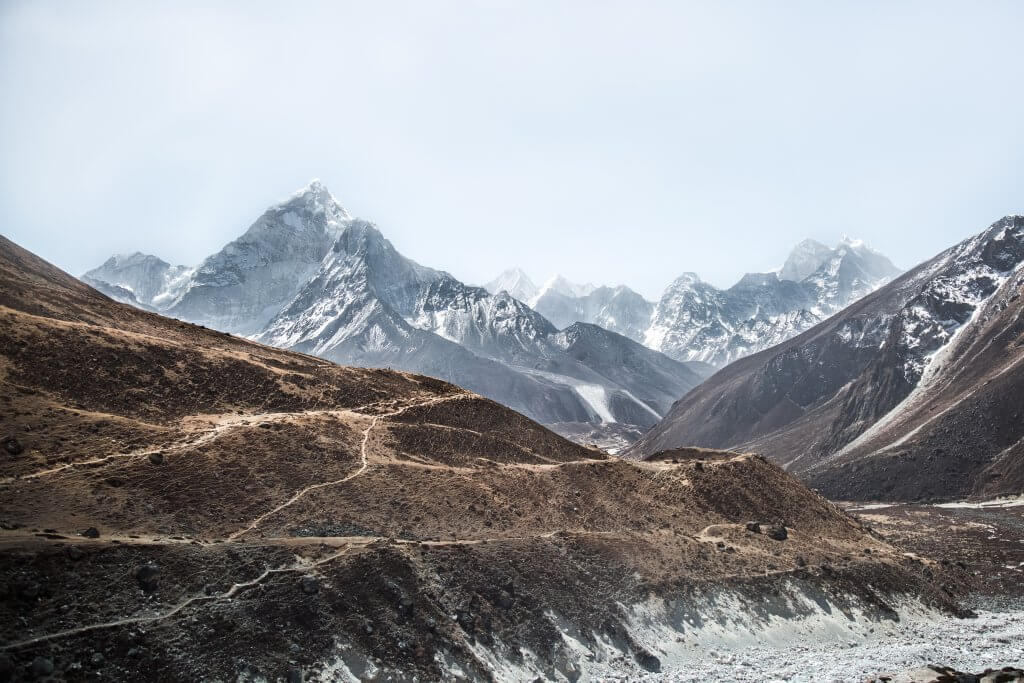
[628,215,1024,502]
[0,233,970,680]
[82,182,706,447]
[488,237,901,368]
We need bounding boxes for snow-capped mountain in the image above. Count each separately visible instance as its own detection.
[628,215,1024,502]
[166,180,350,335]
[492,239,898,368]
[778,238,834,282]
[82,253,191,310]
[531,274,597,305]
[255,217,705,427]
[644,239,901,366]
[533,284,654,342]
[83,182,705,436]
[484,267,538,303]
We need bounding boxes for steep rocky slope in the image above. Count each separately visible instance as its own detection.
[645,237,901,366]
[628,216,1024,502]
[0,236,967,681]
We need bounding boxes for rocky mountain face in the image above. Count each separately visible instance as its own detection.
[82,182,703,435]
[496,237,899,369]
[0,234,970,680]
[644,238,902,366]
[82,252,191,310]
[533,284,654,342]
[628,216,1024,502]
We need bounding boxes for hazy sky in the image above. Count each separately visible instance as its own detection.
[2,1,1022,298]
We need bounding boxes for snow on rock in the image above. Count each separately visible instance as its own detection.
[645,239,900,367]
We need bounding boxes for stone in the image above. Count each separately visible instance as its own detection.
[81,527,100,539]
[300,576,319,595]
[30,656,54,678]
[1,437,23,456]
[148,452,164,465]
[766,524,788,541]
[134,563,160,592]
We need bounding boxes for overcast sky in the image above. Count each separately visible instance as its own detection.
[2,1,1022,298]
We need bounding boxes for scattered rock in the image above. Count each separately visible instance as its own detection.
[456,610,475,633]
[134,563,160,592]
[746,521,762,533]
[89,652,104,667]
[1,437,23,456]
[148,452,164,465]
[29,656,54,678]
[300,576,319,595]
[81,527,100,539]
[766,524,788,541]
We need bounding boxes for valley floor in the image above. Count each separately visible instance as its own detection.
[633,608,1024,683]
[628,500,1024,682]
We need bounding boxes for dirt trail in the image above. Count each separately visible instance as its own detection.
[0,544,363,652]
[227,394,468,540]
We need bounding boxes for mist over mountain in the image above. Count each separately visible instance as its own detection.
[83,182,705,448]
[489,237,900,368]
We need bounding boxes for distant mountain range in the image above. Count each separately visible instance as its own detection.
[83,181,707,447]
[627,215,1024,502]
[487,237,901,368]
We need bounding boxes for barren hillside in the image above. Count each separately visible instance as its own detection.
[0,236,968,681]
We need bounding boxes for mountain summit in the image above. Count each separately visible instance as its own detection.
[83,183,704,443]
[629,216,1024,501]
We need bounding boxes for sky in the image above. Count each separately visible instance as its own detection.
[1,1,1022,299]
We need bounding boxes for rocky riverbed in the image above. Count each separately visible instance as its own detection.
[629,608,1024,682]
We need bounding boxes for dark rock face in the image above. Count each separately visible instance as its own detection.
[631,216,1024,502]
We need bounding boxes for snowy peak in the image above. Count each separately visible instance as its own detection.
[646,237,900,366]
[533,274,597,304]
[82,252,190,308]
[779,239,832,282]
[631,214,1024,502]
[253,179,351,241]
[484,267,538,303]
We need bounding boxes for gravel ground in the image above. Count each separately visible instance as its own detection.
[633,608,1024,682]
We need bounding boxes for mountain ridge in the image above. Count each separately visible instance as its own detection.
[82,182,704,439]
[627,215,1024,502]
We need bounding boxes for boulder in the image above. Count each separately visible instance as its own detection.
[134,563,160,592]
